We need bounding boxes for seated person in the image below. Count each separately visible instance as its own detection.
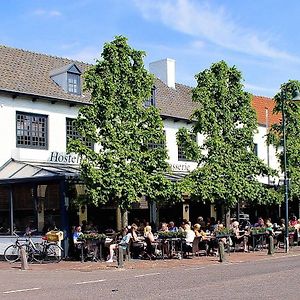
[144,225,156,259]
[193,223,201,237]
[168,221,178,232]
[158,222,170,257]
[254,217,265,228]
[182,224,195,256]
[231,221,249,252]
[73,226,83,243]
[106,225,136,262]
[160,222,169,232]
[73,226,84,260]
[289,216,298,227]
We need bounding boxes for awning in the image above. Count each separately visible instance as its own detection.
[165,172,189,182]
[0,159,188,185]
[0,159,80,185]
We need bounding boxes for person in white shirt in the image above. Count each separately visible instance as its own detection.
[183,223,195,256]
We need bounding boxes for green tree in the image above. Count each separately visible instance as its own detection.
[68,36,171,210]
[268,80,300,199]
[177,61,278,209]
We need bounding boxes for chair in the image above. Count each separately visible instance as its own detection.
[124,239,132,261]
[143,237,156,260]
[116,241,131,262]
[191,236,202,256]
[186,236,202,257]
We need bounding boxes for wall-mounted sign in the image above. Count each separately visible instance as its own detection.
[49,151,80,164]
[170,163,191,172]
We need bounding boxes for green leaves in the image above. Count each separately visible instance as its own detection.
[68,36,171,210]
[178,60,277,208]
[268,80,300,199]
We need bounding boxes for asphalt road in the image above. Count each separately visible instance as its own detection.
[1,255,299,299]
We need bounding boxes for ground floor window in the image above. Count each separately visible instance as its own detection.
[0,183,61,235]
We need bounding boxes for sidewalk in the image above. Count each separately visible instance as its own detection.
[1,246,300,272]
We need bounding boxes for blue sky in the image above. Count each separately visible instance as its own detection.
[1,0,300,97]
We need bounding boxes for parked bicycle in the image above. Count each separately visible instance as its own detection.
[33,235,64,263]
[4,232,64,263]
[3,232,31,263]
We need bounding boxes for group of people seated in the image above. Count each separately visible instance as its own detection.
[71,214,300,262]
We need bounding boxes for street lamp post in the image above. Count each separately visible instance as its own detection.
[281,89,300,253]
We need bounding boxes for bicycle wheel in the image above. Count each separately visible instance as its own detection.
[45,243,64,262]
[4,245,20,263]
[32,243,44,263]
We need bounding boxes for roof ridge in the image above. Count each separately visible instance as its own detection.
[0,44,91,66]
[175,82,193,89]
[252,95,273,100]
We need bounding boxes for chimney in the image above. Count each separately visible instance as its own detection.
[149,58,176,89]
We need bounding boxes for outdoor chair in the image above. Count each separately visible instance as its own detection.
[191,236,202,256]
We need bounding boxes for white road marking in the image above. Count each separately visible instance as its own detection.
[134,272,160,278]
[3,287,41,294]
[184,267,205,271]
[75,279,106,285]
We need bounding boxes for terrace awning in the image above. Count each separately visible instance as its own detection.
[0,159,188,185]
[0,159,80,185]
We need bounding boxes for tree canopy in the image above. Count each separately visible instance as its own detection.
[68,36,173,209]
[177,60,278,208]
[268,80,300,198]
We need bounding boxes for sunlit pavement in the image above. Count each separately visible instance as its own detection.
[1,246,299,272]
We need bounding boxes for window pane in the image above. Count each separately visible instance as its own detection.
[16,112,48,149]
[66,118,93,149]
[177,133,197,161]
[67,73,80,95]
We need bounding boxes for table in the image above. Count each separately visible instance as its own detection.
[251,233,266,251]
[156,237,183,259]
[79,237,107,262]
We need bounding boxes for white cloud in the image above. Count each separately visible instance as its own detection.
[191,40,205,49]
[134,0,299,62]
[49,10,62,17]
[244,83,277,97]
[32,9,62,17]
[61,42,80,50]
[66,47,100,63]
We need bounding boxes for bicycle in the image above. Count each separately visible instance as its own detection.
[33,236,64,263]
[4,232,64,263]
[4,233,32,263]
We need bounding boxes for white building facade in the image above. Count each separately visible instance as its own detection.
[0,46,280,254]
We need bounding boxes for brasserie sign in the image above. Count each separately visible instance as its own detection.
[170,163,191,172]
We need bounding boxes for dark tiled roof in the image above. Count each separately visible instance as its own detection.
[154,78,197,120]
[0,45,279,124]
[0,45,90,104]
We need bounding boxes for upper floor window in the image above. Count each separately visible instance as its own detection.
[16,112,48,149]
[67,73,80,95]
[66,118,93,149]
[178,134,197,161]
[254,143,258,156]
[147,131,166,150]
[144,86,156,107]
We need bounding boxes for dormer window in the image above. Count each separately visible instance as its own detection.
[50,63,82,95]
